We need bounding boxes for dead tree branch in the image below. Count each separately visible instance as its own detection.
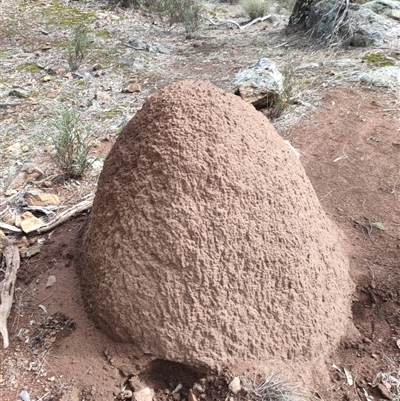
[203,14,271,30]
[35,195,94,234]
[0,239,20,348]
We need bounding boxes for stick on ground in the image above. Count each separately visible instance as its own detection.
[0,239,20,348]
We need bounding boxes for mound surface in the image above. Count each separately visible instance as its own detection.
[79,80,354,371]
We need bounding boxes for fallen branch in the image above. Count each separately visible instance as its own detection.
[35,195,94,234]
[203,14,271,30]
[0,239,20,348]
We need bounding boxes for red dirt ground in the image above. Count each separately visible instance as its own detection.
[1,85,399,401]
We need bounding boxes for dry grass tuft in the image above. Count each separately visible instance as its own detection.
[240,0,270,20]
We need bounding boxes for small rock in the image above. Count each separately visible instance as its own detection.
[42,75,52,82]
[234,58,284,108]
[133,387,154,401]
[122,83,141,93]
[94,70,103,77]
[91,160,104,171]
[172,394,181,401]
[296,62,320,70]
[229,377,241,394]
[46,92,57,99]
[325,58,359,67]
[390,9,400,20]
[18,212,45,233]
[188,389,198,401]
[18,236,29,249]
[192,382,205,394]
[45,275,57,288]
[149,43,172,54]
[95,91,111,103]
[92,63,103,71]
[377,383,392,399]
[5,143,22,152]
[25,191,60,207]
[0,229,5,238]
[20,245,42,258]
[19,390,31,401]
[9,88,29,98]
[24,165,44,179]
[64,72,73,80]
[41,180,53,188]
[121,390,133,399]
[358,66,400,87]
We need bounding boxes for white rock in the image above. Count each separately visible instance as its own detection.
[234,58,284,108]
[358,66,400,87]
[229,377,241,394]
[133,387,154,401]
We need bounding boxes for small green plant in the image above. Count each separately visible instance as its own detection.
[362,52,395,67]
[240,0,270,20]
[67,24,89,71]
[49,109,94,179]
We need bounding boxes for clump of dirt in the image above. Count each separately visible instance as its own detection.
[78,80,356,379]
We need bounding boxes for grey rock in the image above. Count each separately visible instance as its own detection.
[9,87,29,98]
[234,58,284,108]
[295,62,320,70]
[358,66,400,87]
[363,0,400,13]
[305,0,400,46]
[325,59,359,67]
[129,38,172,54]
[342,27,383,47]
[389,9,400,20]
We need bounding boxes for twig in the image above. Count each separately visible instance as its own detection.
[273,42,288,48]
[203,14,271,30]
[35,195,94,234]
[0,239,20,348]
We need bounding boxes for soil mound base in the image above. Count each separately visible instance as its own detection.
[79,80,354,371]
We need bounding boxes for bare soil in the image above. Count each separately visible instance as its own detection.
[1,0,399,401]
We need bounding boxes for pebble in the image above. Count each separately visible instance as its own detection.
[229,377,241,394]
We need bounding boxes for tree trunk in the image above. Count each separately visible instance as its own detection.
[288,0,315,26]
